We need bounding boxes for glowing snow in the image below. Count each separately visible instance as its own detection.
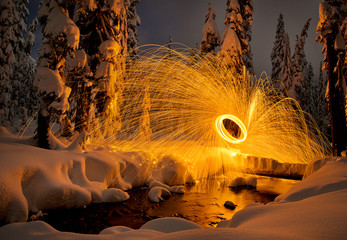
[0,157,346,239]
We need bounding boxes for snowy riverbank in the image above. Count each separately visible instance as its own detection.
[0,128,346,239]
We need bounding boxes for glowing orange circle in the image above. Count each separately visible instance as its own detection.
[215,114,247,144]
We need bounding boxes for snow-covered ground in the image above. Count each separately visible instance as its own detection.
[0,127,346,239]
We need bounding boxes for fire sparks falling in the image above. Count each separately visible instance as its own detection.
[89,45,329,179]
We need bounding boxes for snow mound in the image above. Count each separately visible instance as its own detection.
[276,157,347,203]
[148,186,171,203]
[229,176,257,188]
[218,157,347,240]
[154,154,194,186]
[0,140,138,224]
[140,217,203,233]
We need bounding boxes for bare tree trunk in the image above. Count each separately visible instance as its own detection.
[37,109,50,149]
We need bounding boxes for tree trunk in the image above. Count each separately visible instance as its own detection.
[75,83,92,133]
[326,35,347,156]
[37,109,50,149]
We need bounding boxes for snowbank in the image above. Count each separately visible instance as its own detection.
[1,155,346,239]
[0,129,144,224]
[0,129,196,224]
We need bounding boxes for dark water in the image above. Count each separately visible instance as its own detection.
[38,177,296,234]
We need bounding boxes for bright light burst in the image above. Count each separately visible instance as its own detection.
[215,114,247,144]
[89,45,329,179]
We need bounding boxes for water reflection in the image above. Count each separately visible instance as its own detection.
[147,176,298,227]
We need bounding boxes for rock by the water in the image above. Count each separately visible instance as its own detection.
[224,201,237,210]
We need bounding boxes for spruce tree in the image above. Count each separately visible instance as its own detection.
[200,2,220,55]
[316,0,347,155]
[289,18,311,101]
[219,0,243,73]
[36,0,79,148]
[313,61,329,134]
[239,0,254,73]
[219,0,253,73]
[271,14,292,93]
[138,85,151,141]
[127,0,141,60]
[76,0,129,138]
[300,62,314,114]
[0,0,19,126]
[12,0,38,127]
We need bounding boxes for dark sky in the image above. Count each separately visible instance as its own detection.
[29,0,322,77]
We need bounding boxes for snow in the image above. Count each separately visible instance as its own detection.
[140,217,203,233]
[201,3,220,43]
[148,186,171,203]
[44,1,79,50]
[0,129,134,223]
[0,129,347,239]
[35,67,64,97]
[99,40,120,61]
[67,49,88,70]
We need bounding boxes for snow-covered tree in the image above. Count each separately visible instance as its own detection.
[0,0,18,126]
[200,2,220,55]
[288,18,311,100]
[76,0,129,137]
[12,0,39,126]
[65,49,92,134]
[127,0,141,60]
[219,0,243,73]
[271,14,292,93]
[24,17,38,54]
[35,0,79,148]
[312,61,329,134]
[316,0,347,155]
[138,85,151,141]
[22,17,39,121]
[300,62,314,114]
[219,0,253,73]
[239,0,254,73]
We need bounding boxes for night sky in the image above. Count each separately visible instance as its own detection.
[28,0,322,77]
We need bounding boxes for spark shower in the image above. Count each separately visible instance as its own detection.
[89,45,328,179]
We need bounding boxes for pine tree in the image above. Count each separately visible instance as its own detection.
[0,0,19,126]
[23,18,39,119]
[271,14,292,93]
[219,0,243,73]
[316,0,347,155]
[76,0,129,138]
[219,0,253,73]
[24,17,38,54]
[289,18,311,101]
[300,62,314,114]
[65,49,92,134]
[313,61,329,134]
[35,0,79,148]
[12,0,38,127]
[239,0,254,73]
[138,84,151,141]
[200,2,220,55]
[127,0,141,60]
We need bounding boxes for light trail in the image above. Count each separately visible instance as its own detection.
[215,114,247,144]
